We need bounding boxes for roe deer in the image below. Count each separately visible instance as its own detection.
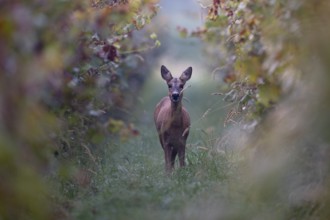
[154,65,192,173]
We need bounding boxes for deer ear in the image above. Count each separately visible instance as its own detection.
[161,65,173,82]
[180,67,192,82]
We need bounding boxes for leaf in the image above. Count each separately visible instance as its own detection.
[257,84,280,107]
[154,40,161,47]
[150,32,157,40]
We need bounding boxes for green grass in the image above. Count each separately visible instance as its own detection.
[68,123,233,220]
[51,74,329,220]
[48,64,238,220]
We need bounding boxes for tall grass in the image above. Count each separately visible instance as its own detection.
[67,123,232,220]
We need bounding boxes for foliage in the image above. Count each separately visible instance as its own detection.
[195,0,302,128]
[2,0,330,219]
[0,0,159,219]
[196,1,330,219]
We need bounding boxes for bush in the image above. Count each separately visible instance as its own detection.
[0,1,159,219]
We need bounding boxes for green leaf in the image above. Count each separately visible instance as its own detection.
[257,84,280,107]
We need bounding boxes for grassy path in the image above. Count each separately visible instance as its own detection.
[71,124,231,220]
[68,73,234,219]
[64,22,236,216]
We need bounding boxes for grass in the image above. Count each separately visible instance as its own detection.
[57,67,328,220]
[47,64,240,220]
[68,122,233,220]
[50,75,330,220]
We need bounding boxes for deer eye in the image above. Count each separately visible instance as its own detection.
[168,84,172,89]
[179,84,184,89]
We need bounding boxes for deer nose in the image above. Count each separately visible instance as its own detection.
[172,92,180,102]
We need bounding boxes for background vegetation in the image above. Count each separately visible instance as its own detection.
[1,0,330,219]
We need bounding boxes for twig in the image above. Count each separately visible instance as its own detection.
[180,84,191,95]
[182,127,189,137]
[82,144,97,165]
[87,169,97,175]
[211,92,224,96]
[202,108,211,119]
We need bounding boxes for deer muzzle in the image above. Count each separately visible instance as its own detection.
[171,92,180,102]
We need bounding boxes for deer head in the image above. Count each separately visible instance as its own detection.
[160,65,192,103]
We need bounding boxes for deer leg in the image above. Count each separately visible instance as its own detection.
[164,145,172,173]
[170,147,177,170]
[158,134,164,149]
[178,145,186,167]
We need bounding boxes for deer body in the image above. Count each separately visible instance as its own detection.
[154,65,192,173]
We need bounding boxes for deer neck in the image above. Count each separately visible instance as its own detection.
[170,100,182,122]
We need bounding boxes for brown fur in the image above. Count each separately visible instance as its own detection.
[154,65,192,173]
